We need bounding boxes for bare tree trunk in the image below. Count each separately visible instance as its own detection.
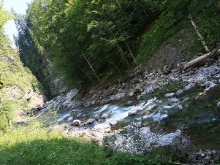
[74,40,100,81]
[116,42,130,68]
[109,30,130,68]
[183,49,220,70]
[189,15,210,52]
[125,40,137,64]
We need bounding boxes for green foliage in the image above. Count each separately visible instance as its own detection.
[137,0,220,64]
[25,0,163,88]
[13,11,51,96]
[0,3,14,49]
[0,1,43,132]
[0,100,14,132]
[15,0,220,90]
[136,0,190,63]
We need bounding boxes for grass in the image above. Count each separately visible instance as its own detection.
[0,120,180,165]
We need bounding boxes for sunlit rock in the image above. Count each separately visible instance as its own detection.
[128,107,142,116]
[71,119,81,126]
[164,92,175,98]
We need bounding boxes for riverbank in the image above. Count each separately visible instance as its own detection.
[30,55,220,164]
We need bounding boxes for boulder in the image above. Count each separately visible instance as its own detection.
[168,98,180,105]
[163,65,172,74]
[71,119,81,126]
[202,81,216,90]
[67,116,73,122]
[195,76,205,86]
[184,83,195,91]
[93,123,111,133]
[128,107,142,116]
[87,118,95,124]
[168,76,179,82]
[172,136,182,145]
[175,89,184,96]
[134,84,144,94]
[101,112,111,119]
[164,93,175,98]
[124,101,135,106]
[114,93,126,100]
[109,120,118,126]
[128,92,134,97]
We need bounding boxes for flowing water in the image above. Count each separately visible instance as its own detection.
[37,84,220,153]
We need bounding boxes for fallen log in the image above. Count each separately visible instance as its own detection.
[183,49,220,70]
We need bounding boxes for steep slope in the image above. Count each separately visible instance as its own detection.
[0,4,44,131]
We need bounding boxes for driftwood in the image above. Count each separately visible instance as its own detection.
[183,49,220,70]
[189,15,210,53]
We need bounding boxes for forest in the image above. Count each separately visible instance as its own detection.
[14,0,220,95]
[1,1,220,164]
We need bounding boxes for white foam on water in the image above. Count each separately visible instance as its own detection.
[57,113,70,122]
[94,104,110,114]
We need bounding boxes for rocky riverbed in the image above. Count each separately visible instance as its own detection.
[31,56,220,164]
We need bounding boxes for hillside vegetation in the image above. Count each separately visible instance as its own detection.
[0,3,43,131]
[14,0,220,93]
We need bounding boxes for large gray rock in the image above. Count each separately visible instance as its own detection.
[124,101,135,106]
[71,119,81,126]
[114,93,126,100]
[87,118,95,124]
[101,112,111,119]
[164,93,175,98]
[184,83,195,91]
[175,89,184,96]
[109,120,118,126]
[134,84,144,93]
[67,116,73,122]
[168,76,179,82]
[93,123,111,133]
[168,98,180,105]
[128,92,134,97]
[128,107,142,116]
[195,76,205,86]
[163,65,172,74]
[202,81,216,91]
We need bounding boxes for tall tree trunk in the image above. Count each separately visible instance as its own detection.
[60,41,94,82]
[125,40,137,64]
[74,40,100,81]
[109,30,130,68]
